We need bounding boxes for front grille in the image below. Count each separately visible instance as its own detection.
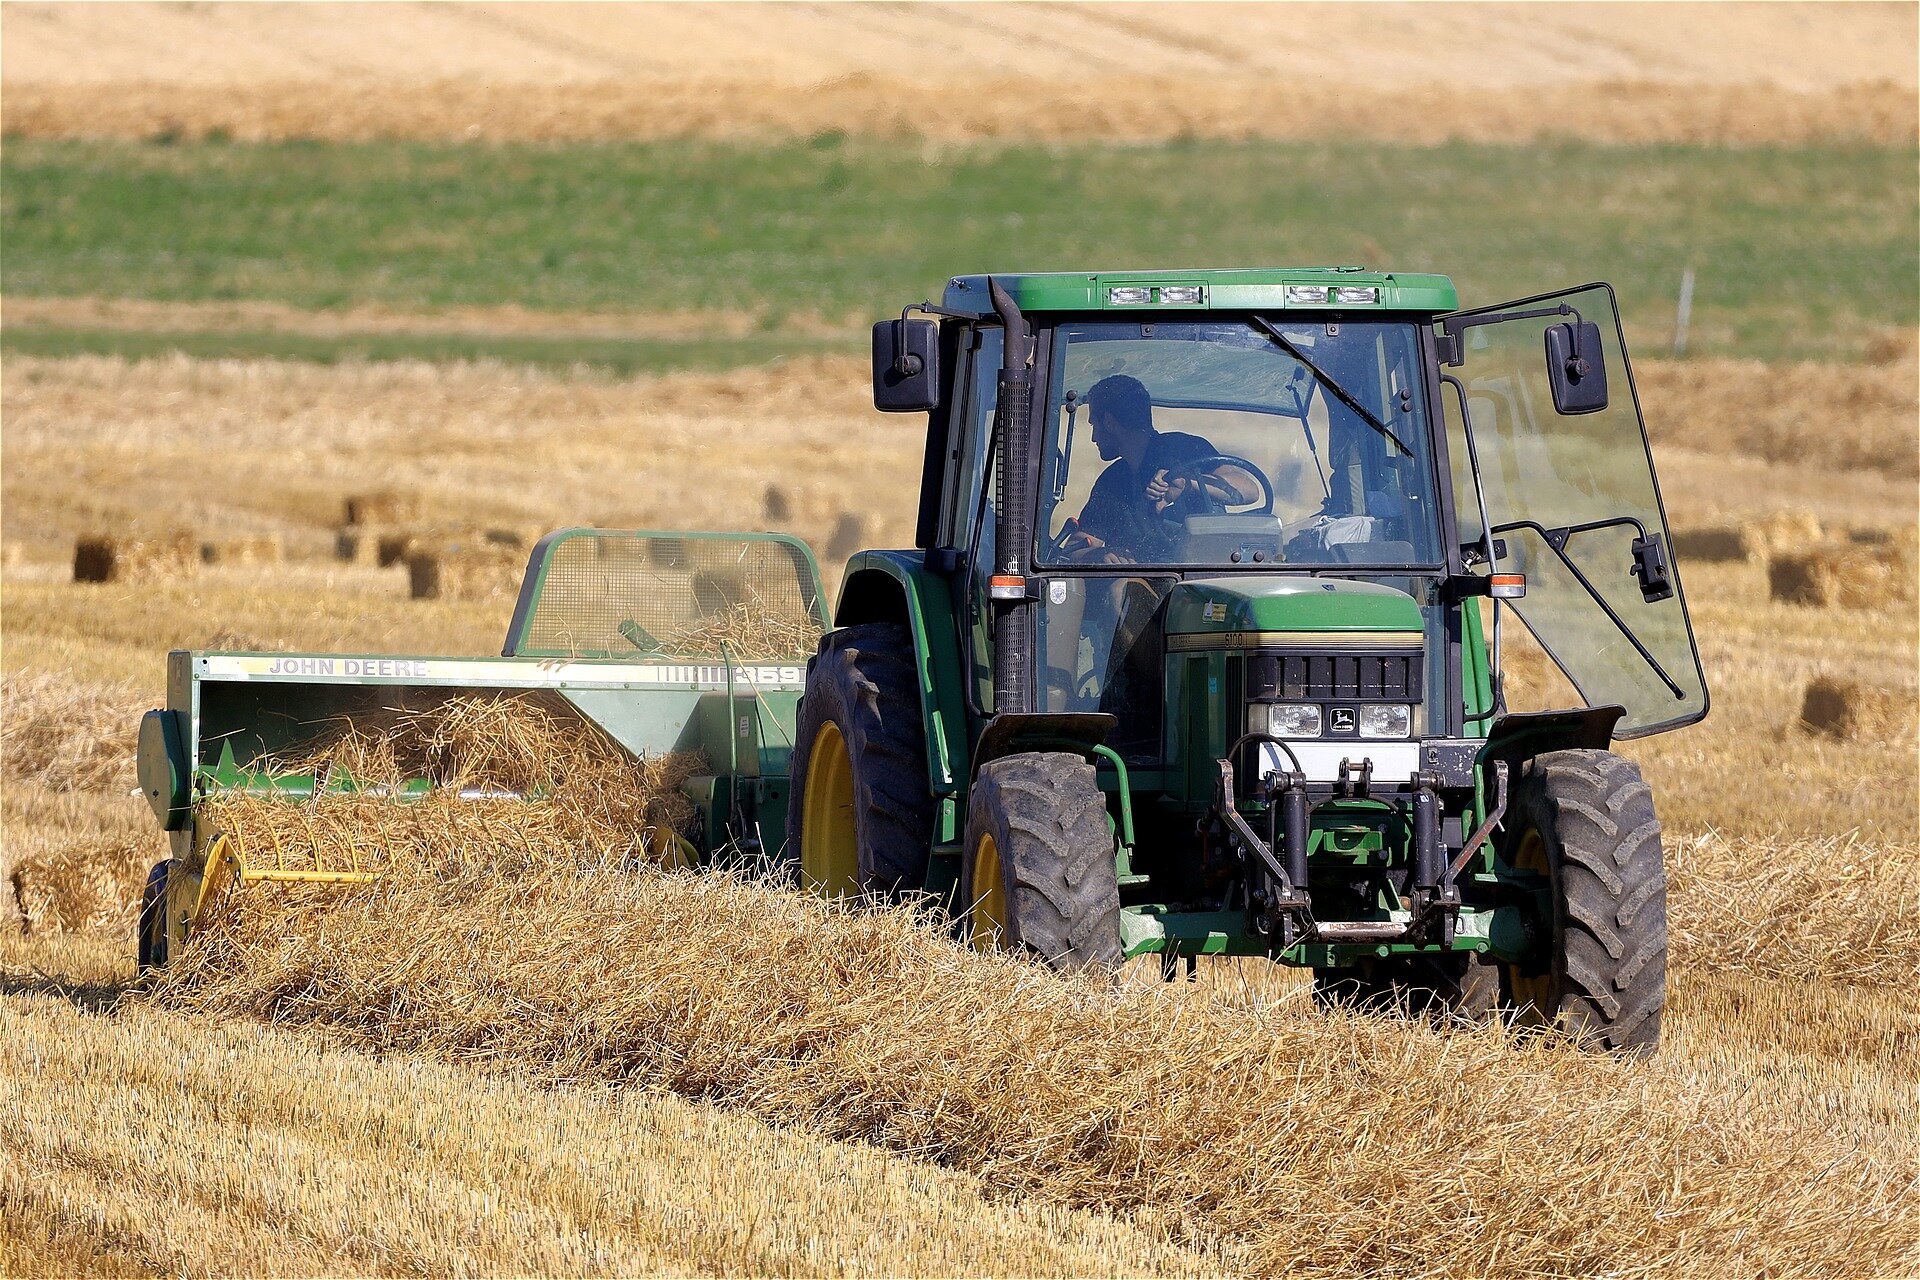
[1247,649,1424,703]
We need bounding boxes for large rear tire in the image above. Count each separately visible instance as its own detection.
[1499,749,1667,1055]
[961,751,1122,972]
[789,623,933,898]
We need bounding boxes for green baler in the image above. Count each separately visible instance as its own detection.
[136,529,824,963]
[795,269,1707,1054]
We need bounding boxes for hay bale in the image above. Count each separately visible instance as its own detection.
[377,532,421,568]
[343,490,419,526]
[826,512,866,565]
[1671,525,1752,564]
[1768,552,1835,606]
[764,484,792,522]
[10,831,149,936]
[1838,541,1918,607]
[1798,676,1917,743]
[1746,510,1824,556]
[1773,541,1916,609]
[407,545,522,601]
[72,532,198,583]
[200,534,284,566]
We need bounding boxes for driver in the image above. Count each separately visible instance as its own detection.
[1060,374,1259,563]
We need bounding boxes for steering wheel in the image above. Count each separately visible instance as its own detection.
[1154,454,1275,519]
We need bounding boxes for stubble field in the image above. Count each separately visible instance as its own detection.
[3,3,1918,1275]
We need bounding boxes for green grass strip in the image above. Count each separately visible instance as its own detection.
[4,137,1914,362]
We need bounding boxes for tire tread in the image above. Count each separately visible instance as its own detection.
[1511,749,1667,1054]
[963,752,1122,971]
[789,624,934,895]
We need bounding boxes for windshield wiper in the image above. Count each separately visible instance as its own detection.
[1251,315,1415,455]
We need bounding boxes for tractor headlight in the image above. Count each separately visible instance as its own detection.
[1264,703,1323,738]
[1358,704,1412,738]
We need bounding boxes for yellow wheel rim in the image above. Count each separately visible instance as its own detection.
[969,831,1008,950]
[800,720,859,898]
[1508,828,1553,1013]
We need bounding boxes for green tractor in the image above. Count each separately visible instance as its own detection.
[791,269,1707,1053]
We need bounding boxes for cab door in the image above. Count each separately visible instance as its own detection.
[1437,284,1707,737]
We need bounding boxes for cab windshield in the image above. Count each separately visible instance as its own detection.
[1037,318,1443,569]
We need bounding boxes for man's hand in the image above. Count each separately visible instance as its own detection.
[1146,468,1193,512]
[1059,528,1133,565]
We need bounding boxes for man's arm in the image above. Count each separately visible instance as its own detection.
[1146,452,1262,510]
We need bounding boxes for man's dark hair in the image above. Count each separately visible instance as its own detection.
[1088,374,1153,434]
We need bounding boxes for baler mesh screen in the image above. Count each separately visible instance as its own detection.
[509,531,824,659]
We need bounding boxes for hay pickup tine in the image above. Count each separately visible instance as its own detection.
[136,529,825,965]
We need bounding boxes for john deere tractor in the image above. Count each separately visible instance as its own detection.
[791,270,1707,1054]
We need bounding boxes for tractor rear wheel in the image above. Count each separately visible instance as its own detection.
[961,751,1122,972]
[790,623,933,898]
[137,860,170,972]
[1498,749,1667,1055]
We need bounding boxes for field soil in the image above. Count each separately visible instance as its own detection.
[3,2,1914,143]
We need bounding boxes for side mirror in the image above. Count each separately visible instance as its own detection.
[1544,320,1608,415]
[872,317,941,412]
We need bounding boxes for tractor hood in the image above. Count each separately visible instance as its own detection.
[1163,577,1423,644]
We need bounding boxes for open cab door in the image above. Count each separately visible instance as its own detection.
[1438,284,1707,738]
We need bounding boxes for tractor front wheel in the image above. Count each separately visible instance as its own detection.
[790,623,933,898]
[1498,749,1667,1055]
[961,751,1122,972]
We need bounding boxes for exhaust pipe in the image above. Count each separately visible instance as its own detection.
[988,278,1036,716]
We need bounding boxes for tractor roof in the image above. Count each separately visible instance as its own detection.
[942,268,1457,315]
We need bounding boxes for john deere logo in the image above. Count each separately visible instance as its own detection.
[1328,707,1357,734]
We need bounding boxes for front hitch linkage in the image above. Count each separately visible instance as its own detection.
[1212,755,1506,951]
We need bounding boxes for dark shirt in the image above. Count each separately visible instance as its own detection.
[1078,431,1217,560]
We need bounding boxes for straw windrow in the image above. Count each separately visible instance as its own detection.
[159,855,1920,1278]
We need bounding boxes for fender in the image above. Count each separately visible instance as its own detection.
[971,711,1117,780]
[1479,706,1625,774]
[834,551,969,796]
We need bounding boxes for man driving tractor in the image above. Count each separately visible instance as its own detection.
[1059,374,1262,564]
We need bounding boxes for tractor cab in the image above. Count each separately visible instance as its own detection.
[807,268,1706,1053]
